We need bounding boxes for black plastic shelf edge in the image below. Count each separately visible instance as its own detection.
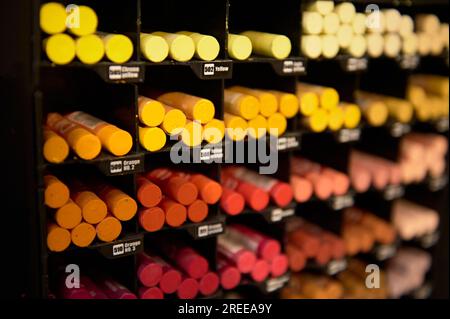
[40,61,145,83]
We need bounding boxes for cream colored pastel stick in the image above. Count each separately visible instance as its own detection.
[399,15,414,38]
[305,1,334,15]
[384,33,401,58]
[366,33,384,58]
[417,32,431,56]
[402,33,418,56]
[302,12,323,35]
[334,2,356,24]
[301,35,322,59]
[346,35,366,58]
[366,10,385,33]
[415,14,441,34]
[352,13,366,35]
[337,24,353,49]
[383,9,401,33]
[322,12,340,35]
[321,35,339,59]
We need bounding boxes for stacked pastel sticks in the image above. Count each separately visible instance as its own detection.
[291,157,351,202]
[140,31,220,63]
[44,112,133,162]
[349,150,402,192]
[301,1,367,59]
[399,133,448,184]
[342,207,397,256]
[137,244,220,299]
[282,273,344,299]
[386,248,432,298]
[221,166,294,213]
[355,91,414,125]
[297,83,363,132]
[218,225,289,284]
[40,2,134,65]
[137,168,222,232]
[224,87,299,141]
[45,175,137,252]
[301,2,449,59]
[337,259,388,299]
[59,276,137,299]
[227,31,292,60]
[391,199,439,241]
[286,217,346,268]
[407,75,449,122]
[138,92,224,151]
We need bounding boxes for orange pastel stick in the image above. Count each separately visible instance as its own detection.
[98,185,138,221]
[96,215,122,242]
[71,222,96,247]
[44,175,70,209]
[46,113,102,160]
[47,223,71,252]
[72,191,108,225]
[160,198,187,227]
[187,200,209,223]
[139,207,166,232]
[54,199,83,230]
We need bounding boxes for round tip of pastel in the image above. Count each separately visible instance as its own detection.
[220,267,241,290]
[199,272,220,296]
[177,278,199,299]
[160,270,182,294]
[260,240,281,261]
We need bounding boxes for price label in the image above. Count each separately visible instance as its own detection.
[195,222,225,239]
[277,135,300,151]
[383,185,405,200]
[265,274,290,293]
[108,65,141,81]
[270,208,295,222]
[374,244,397,261]
[337,129,361,143]
[398,55,420,70]
[199,62,232,79]
[428,175,448,192]
[282,60,306,74]
[95,235,143,259]
[390,123,411,137]
[435,117,449,132]
[344,57,368,72]
[327,259,348,276]
[330,194,354,211]
[419,232,440,249]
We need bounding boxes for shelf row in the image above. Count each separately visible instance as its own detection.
[40,53,449,83]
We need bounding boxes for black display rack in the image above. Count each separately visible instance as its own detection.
[1,0,448,299]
